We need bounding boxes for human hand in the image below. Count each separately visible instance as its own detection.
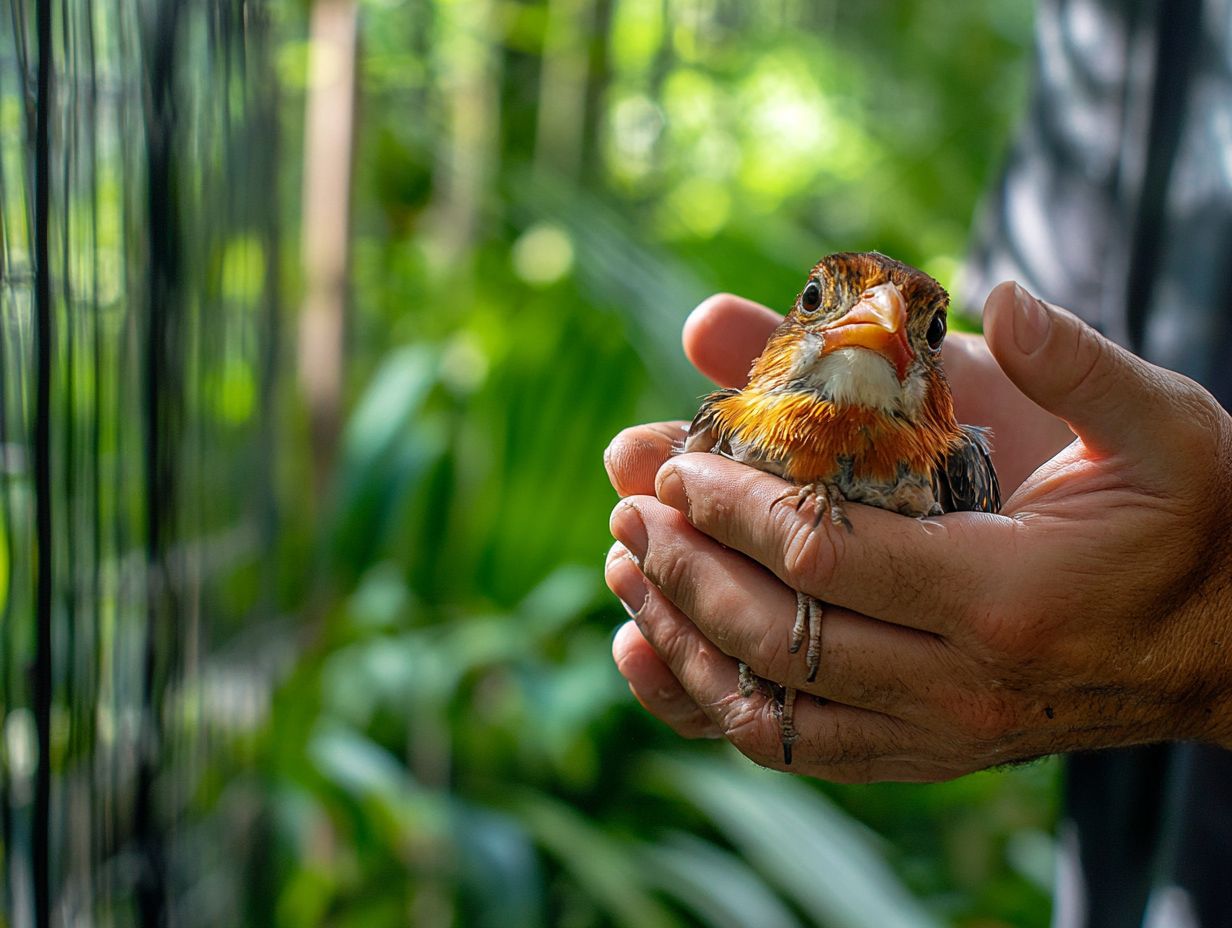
[605,284,1232,781]
[604,289,1074,748]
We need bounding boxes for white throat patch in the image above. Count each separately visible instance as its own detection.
[793,340,926,415]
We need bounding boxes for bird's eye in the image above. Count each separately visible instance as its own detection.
[800,281,822,313]
[926,311,946,352]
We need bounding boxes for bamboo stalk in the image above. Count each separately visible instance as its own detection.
[298,0,358,493]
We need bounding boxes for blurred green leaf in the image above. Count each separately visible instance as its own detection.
[642,831,805,928]
[452,805,545,928]
[309,722,446,836]
[517,564,601,637]
[509,789,679,928]
[652,753,944,928]
[329,345,445,581]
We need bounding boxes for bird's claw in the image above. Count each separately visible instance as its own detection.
[790,591,824,684]
[805,595,823,682]
[789,593,807,654]
[737,662,758,698]
[772,481,852,533]
[781,687,798,765]
[822,483,853,533]
[741,557,830,765]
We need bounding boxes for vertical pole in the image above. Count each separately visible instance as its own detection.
[298,0,358,494]
[33,0,53,923]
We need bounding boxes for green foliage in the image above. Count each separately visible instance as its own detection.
[0,0,1055,920]
[260,1,1058,926]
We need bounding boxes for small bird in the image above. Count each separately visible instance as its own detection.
[683,252,1001,763]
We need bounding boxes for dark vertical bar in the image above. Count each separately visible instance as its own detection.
[580,0,614,188]
[57,0,77,789]
[1123,0,1201,351]
[136,3,181,922]
[33,0,53,925]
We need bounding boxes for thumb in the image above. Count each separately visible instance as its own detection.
[982,281,1163,456]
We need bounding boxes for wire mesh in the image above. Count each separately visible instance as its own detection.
[0,0,282,922]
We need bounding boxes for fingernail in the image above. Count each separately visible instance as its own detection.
[609,500,648,562]
[607,555,648,617]
[1011,283,1051,355]
[656,463,691,518]
[605,540,629,569]
[602,439,618,488]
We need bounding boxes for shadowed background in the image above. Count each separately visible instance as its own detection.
[0,0,1056,925]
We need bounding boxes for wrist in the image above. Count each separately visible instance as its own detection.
[1177,563,1232,748]
[1199,621,1232,748]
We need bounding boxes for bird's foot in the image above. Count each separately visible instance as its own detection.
[789,591,807,654]
[737,661,757,698]
[781,686,799,765]
[805,594,823,683]
[821,483,852,532]
[789,591,824,684]
[772,481,852,533]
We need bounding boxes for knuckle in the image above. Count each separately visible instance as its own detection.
[777,511,839,594]
[648,532,696,608]
[750,621,793,680]
[1068,324,1113,400]
[651,611,698,666]
[733,600,797,678]
[965,600,1044,663]
[1169,379,1227,456]
[717,693,782,763]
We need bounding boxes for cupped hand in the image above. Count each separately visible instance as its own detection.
[604,285,1232,782]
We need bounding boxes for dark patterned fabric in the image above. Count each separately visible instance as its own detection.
[964,1,1232,924]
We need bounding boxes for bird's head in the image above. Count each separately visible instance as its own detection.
[753,252,951,419]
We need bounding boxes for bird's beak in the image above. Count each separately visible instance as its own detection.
[819,282,914,381]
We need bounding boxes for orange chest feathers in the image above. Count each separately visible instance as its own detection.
[706,387,961,485]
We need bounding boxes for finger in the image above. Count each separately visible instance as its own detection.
[653,453,1015,634]
[942,331,1075,492]
[622,563,921,780]
[607,543,720,737]
[611,497,962,720]
[612,619,722,738]
[604,421,687,498]
[683,294,782,388]
[981,281,1181,458]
